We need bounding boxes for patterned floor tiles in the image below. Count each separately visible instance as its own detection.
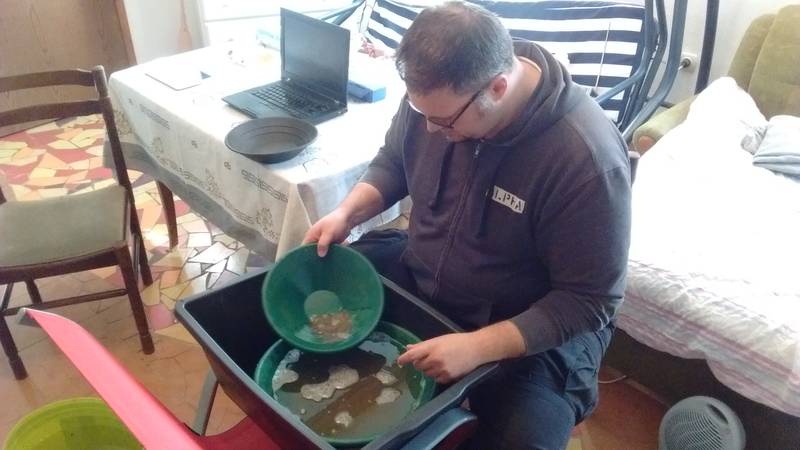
[0,116,666,447]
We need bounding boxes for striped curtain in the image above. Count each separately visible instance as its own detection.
[364,0,646,123]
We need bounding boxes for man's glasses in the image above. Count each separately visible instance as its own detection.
[407,75,498,129]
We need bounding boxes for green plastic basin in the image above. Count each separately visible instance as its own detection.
[254,321,436,447]
[262,243,384,353]
[3,397,141,450]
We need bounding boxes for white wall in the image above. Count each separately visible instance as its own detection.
[123,0,351,61]
[665,0,798,103]
[123,0,202,63]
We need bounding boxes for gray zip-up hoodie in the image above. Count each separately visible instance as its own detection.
[361,41,631,356]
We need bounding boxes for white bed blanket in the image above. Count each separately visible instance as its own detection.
[620,78,800,417]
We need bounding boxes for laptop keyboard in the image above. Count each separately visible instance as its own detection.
[251,84,334,119]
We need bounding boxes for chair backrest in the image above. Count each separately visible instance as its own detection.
[726,13,776,93]
[319,0,368,26]
[0,67,137,214]
[489,0,646,124]
[363,0,646,123]
[728,5,800,119]
[364,0,422,49]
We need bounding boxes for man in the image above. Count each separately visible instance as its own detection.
[303,2,631,448]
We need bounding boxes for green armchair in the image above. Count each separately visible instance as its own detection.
[633,5,800,153]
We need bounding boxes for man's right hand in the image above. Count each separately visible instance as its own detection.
[302,208,352,257]
[303,182,386,257]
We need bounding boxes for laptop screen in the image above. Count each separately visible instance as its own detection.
[281,8,350,104]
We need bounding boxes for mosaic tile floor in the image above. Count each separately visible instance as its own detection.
[0,116,666,448]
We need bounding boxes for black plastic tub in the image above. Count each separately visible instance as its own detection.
[175,268,498,449]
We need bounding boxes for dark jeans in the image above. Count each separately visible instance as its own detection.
[351,229,613,450]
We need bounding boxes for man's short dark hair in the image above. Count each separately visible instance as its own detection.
[395,1,514,95]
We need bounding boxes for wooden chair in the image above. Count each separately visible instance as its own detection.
[0,66,154,380]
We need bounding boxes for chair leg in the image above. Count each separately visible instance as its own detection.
[116,247,155,355]
[136,234,154,286]
[156,181,179,249]
[25,279,43,304]
[0,313,27,380]
[128,203,153,287]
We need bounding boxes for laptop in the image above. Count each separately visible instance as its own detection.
[223,8,350,125]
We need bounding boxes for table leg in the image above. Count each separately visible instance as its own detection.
[156,181,179,248]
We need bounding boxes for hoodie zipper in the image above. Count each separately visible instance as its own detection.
[430,143,483,301]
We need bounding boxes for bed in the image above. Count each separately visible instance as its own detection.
[608,77,800,448]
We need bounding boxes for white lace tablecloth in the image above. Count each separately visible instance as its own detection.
[109,45,404,260]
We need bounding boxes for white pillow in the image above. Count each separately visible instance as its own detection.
[752,115,800,177]
[757,115,800,155]
[687,77,767,154]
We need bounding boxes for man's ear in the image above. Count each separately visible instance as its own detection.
[489,75,509,101]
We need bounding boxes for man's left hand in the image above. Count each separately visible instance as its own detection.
[396,320,527,384]
[397,333,481,384]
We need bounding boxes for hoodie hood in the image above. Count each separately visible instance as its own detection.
[486,40,585,148]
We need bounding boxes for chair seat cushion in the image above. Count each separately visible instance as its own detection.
[0,185,128,267]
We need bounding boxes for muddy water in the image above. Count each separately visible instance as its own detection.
[272,331,427,441]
